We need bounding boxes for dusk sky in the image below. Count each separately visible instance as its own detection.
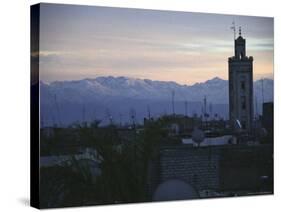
[38,3,274,85]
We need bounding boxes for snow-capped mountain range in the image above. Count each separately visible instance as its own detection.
[40,76,273,126]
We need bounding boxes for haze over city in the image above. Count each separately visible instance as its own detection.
[38,4,273,85]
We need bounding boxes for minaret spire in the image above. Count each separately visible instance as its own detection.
[230,21,236,41]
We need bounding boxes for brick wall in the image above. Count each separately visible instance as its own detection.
[158,146,220,192]
[149,144,273,198]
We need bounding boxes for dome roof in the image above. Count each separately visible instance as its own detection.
[153,179,199,201]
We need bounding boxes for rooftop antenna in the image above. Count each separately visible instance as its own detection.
[172,90,175,115]
[105,108,113,125]
[209,102,213,120]
[54,94,62,127]
[203,96,207,121]
[262,78,265,104]
[255,95,259,119]
[91,109,96,122]
[184,101,188,117]
[147,105,151,119]
[82,105,85,123]
[230,21,236,41]
[130,108,136,127]
[48,105,56,127]
[51,113,56,127]
[119,113,122,126]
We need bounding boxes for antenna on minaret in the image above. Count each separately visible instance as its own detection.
[230,21,236,40]
[239,26,242,36]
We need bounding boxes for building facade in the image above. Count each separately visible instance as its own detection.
[228,29,254,131]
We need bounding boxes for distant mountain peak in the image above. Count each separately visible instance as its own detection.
[41,76,273,103]
[40,75,273,127]
[205,77,225,83]
[212,76,224,81]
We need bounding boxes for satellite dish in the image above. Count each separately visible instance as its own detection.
[235,119,242,129]
[153,179,199,201]
[192,128,205,146]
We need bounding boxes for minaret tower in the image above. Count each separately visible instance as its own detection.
[228,27,254,131]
